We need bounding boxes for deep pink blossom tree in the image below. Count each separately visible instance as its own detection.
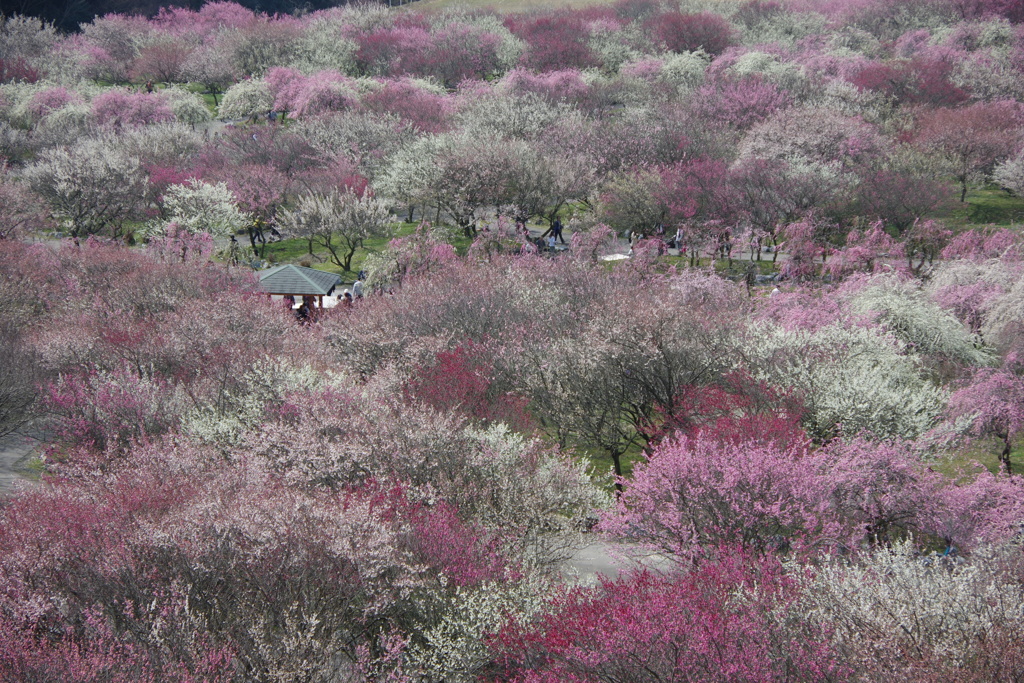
[0,56,40,83]
[655,157,735,263]
[850,57,969,106]
[404,342,533,432]
[352,17,433,77]
[420,21,509,86]
[506,13,600,72]
[494,557,845,682]
[854,166,953,236]
[643,10,737,56]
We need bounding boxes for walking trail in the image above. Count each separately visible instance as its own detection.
[0,433,38,496]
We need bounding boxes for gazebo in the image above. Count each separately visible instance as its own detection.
[256,264,342,309]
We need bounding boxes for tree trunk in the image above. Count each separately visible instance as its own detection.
[1000,436,1013,475]
[610,450,624,494]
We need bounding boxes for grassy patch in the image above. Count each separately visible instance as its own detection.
[931,185,1024,231]
[258,221,482,277]
[178,82,220,113]
[571,440,649,491]
[22,456,45,479]
[932,439,1024,480]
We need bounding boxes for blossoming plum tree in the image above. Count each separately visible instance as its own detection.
[23,138,148,240]
[279,189,393,272]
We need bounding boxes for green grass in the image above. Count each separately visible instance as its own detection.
[932,439,1024,480]
[258,215,557,276]
[564,441,647,494]
[19,454,45,479]
[259,221,481,278]
[931,184,1024,231]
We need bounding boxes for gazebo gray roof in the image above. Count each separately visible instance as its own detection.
[257,264,341,296]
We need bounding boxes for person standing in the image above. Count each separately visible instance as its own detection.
[552,218,566,244]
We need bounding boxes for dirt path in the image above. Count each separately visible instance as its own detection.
[561,538,674,585]
[0,433,39,496]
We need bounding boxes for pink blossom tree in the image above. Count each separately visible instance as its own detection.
[780,215,835,280]
[0,446,509,681]
[690,74,792,130]
[600,434,839,559]
[824,221,898,279]
[24,86,82,123]
[915,101,1023,202]
[362,78,453,134]
[91,90,175,127]
[948,369,1024,474]
[129,39,192,84]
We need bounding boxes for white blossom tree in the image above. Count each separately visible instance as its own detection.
[279,189,394,273]
[219,78,273,120]
[160,85,213,127]
[160,179,251,238]
[180,43,238,106]
[23,138,147,240]
[842,276,993,368]
[992,151,1024,197]
[795,541,1024,678]
[746,321,949,442]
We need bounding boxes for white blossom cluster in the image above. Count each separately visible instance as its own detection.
[794,540,1024,672]
[746,321,948,441]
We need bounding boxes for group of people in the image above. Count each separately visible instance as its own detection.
[535,218,567,253]
[284,274,365,324]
